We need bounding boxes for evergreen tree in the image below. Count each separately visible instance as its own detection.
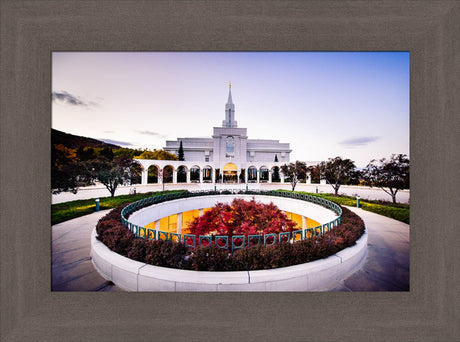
[273,155,280,182]
[178,141,185,161]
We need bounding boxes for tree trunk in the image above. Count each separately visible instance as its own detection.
[390,188,398,203]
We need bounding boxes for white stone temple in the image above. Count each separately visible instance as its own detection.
[137,83,292,185]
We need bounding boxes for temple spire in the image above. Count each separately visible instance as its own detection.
[227,81,233,104]
[223,82,237,128]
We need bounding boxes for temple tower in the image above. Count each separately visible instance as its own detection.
[222,82,237,128]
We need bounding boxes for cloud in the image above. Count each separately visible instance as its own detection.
[136,130,166,138]
[52,91,98,107]
[136,130,159,136]
[339,136,380,148]
[100,139,133,147]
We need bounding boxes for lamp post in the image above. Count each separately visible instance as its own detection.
[95,198,100,211]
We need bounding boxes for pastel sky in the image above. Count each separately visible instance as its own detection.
[52,52,409,167]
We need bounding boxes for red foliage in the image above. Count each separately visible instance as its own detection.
[187,198,297,238]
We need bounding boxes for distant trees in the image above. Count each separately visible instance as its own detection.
[363,154,409,203]
[76,146,95,162]
[136,149,178,160]
[280,161,307,191]
[51,144,81,194]
[316,157,356,195]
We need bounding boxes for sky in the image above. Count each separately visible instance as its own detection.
[52,52,409,168]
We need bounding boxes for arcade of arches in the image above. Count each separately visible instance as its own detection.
[136,159,314,185]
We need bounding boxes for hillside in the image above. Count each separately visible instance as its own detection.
[52,129,120,149]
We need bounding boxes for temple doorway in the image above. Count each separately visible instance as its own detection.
[223,163,238,183]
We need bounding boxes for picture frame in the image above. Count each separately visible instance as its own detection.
[1,1,458,340]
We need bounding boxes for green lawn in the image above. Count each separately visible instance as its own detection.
[51,190,184,225]
[290,191,410,224]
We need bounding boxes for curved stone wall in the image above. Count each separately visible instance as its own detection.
[91,228,368,291]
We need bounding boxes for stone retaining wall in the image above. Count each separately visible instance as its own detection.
[91,228,368,291]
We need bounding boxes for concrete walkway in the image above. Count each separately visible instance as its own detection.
[52,183,410,204]
[51,206,409,291]
[331,207,410,291]
[52,210,122,291]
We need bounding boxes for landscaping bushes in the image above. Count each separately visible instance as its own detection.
[188,198,297,237]
[95,204,365,271]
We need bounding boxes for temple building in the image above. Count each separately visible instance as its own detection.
[137,84,292,185]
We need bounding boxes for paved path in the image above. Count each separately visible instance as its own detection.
[330,207,410,291]
[52,210,122,291]
[52,183,410,204]
[51,206,409,291]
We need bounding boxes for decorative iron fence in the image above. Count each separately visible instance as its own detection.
[120,190,342,252]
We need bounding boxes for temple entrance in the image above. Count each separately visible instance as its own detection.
[223,163,238,183]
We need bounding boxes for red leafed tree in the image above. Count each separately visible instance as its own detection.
[187,198,297,238]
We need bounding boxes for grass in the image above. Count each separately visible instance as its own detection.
[287,191,410,224]
[52,190,184,225]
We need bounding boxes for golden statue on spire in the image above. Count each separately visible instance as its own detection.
[229,81,231,89]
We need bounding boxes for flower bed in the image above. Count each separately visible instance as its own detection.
[95,202,365,271]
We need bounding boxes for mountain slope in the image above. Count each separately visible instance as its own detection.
[52,129,120,149]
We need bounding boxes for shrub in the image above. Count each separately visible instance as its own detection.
[187,198,297,237]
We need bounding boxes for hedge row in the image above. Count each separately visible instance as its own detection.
[96,205,365,271]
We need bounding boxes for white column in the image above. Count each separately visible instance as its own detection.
[199,169,203,183]
[256,169,260,183]
[211,169,215,183]
[155,220,160,234]
[186,170,191,183]
[173,170,177,184]
[177,212,182,235]
[280,172,285,183]
[199,208,203,217]
[306,172,311,184]
[302,216,307,229]
[268,169,272,183]
[141,170,148,185]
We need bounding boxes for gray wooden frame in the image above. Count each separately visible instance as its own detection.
[1,1,458,341]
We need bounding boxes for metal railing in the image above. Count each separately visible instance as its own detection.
[120,190,342,252]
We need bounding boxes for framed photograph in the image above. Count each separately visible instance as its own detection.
[1,1,458,341]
